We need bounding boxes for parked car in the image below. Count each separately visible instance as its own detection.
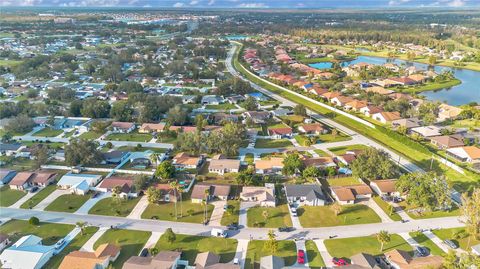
[30,186,39,193]
[444,239,458,249]
[297,250,305,264]
[290,208,297,217]
[227,223,239,230]
[233,258,239,265]
[332,257,349,266]
[223,204,229,211]
[140,248,149,257]
[415,246,429,257]
[278,226,294,232]
[54,239,65,249]
[211,228,227,238]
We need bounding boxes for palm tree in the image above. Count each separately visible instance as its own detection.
[172,183,184,218]
[203,188,210,224]
[169,181,179,220]
[76,221,87,235]
[331,202,342,216]
[262,210,269,222]
[377,230,391,251]
[149,153,159,166]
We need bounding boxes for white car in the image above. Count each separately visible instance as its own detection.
[233,258,239,265]
[54,239,65,249]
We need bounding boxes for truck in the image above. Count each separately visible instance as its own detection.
[211,228,228,238]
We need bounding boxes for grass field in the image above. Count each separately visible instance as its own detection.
[254,139,293,148]
[318,133,352,143]
[326,176,361,187]
[106,132,152,142]
[399,202,461,219]
[44,194,90,213]
[79,131,103,140]
[247,204,293,228]
[298,204,381,227]
[33,127,63,137]
[88,197,141,217]
[245,240,296,269]
[20,185,57,209]
[155,233,238,264]
[306,240,326,268]
[221,200,240,226]
[313,149,329,157]
[432,227,480,251]
[0,219,74,245]
[205,103,237,110]
[94,228,151,269]
[0,59,22,67]
[245,153,254,164]
[397,79,462,94]
[0,186,26,207]
[372,196,402,221]
[324,234,413,259]
[141,201,214,223]
[328,144,369,155]
[408,231,444,256]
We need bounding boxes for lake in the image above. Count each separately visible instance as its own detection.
[309,55,480,105]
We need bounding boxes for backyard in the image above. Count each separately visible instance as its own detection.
[297,204,381,227]
[141,201,214,223]
[106,131,153,142]
[44,194,90,213]
[247,204,293,228]
[88,197,141,217]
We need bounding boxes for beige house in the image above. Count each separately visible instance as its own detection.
[240,184,276,207]
[138,123,165,133]
[123,251,182,269]
[208,155,241,175]
[438,104,462,122]
[370,179,400,197]
[59,244,120,269]
[331,184,373,205]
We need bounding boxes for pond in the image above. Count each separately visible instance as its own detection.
[309,55,480,105]
[226,35,249,40]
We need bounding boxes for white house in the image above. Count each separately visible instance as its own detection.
[57,173,102,195]
[0,235,55,269]
[370,179,400,197]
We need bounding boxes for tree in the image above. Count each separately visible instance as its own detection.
[293,104,307,116]
[236,166,260,186]
[134,175,149,192]
[76,221,87,235]
[32,144,49,169]
[110,100,133,121]
[118,81,143,93]
[282,153,305,176]
[4,114,35,134]
[243,96,258,111]
[155,161,176,180]
[146,187,161,204]
[377,230,391,251]
[203,187,210,224]
[263,230,278,254]
[80,99,111,118]
[65,138,102,166]
[428,55,437,65]
[29,217,39,226]
[166,105,189,125]
[443,250,458,269]
[170,181,179,220]
[331,202,342,216]
[302,166,321,180]
[149,247,159,256]
[164,228,176,243]
[262,210,269,222]
[460,188,480,241]
[1,132,12,143]
[351,148,397,180]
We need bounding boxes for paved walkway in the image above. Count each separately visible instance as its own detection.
[314,239,333,267]
[140,231,162,254]
[422,230,451,253]
[294,240,308,267]
[54,227,81,254]
[392,202,413,221]
[399,232,419,247]
[10,189,43,209]
[127,195,149,219]
[209,200,226,227]
[363,199,394,223]
[239,202,256,228]
[81,226,109,251]
[308,149,320,158]
[232,239,249,269]
[75,192,112,214]
[288,205,303,229]
[33,189,69,210]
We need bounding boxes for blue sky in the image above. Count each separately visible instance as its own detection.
[1,0,478,8]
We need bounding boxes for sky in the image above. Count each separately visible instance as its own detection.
[1,0,479,8]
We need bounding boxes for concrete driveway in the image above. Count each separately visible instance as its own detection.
[75,192,112,214]
[238,202,257,228]
[127,195,149,219]
[209,200,226,227]
[10,188,44,209]
[33,189,69,210]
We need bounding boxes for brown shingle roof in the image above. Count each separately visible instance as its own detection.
[9,172,34,186]
[31,172,56,185]
[372,179,397,193]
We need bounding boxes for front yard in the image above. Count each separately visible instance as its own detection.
[20,185,57,209]
[79,131,103,139]
[247,204,293,228]
[94,228,151,269]
[298,204,381,227]
[0,186,26,207]
[324,234,413,259]
[88,197,141,217]
[371,196,402,221]
[33,127,63,137]
[306,240,326,268]
[141,201,214,224]
[408,231,444,255]
[254,139,293,149]
[44,194,90,213]
[245,240,296,269]
[328,144,369,155]
[398,202,461,219]
[0,219,74,245]
[106,131,153,142]
[221,200,240,226]
[155,233,238,264]
[318,133,352,143]
[433,227,480,251]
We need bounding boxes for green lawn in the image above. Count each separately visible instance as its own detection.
[306,240,325,268]
[94,228,151,269]
[294,135,316,146]
[106,132,153,142]
[396,79,462,94]
[0,219,74,245]
[0,157,36,171]
[328,144,369,155]
[245,240,296,269]
[432,227,480,251]
[326,176,361,187]
[20,185,57,209]
[155,233,238,264]
[44,194,90,213]
[88,197,141,217]
[33,127,63,137]
[0,186,26,207]
[325,234,413,258]
[79,131,103,139]
[141,201,214,223]
[115,146,167,153]
[221,200,240,226]
[298,204,381,227]
[205,103,237,110]
[0,59,22,67]
[313,149,329,157]
[399,202,461,219]
[408,231,445,256]
[247,204,293,228]
[44,226,99,268]
[254,139,293,149]
[318,133,351,143]
[372,196,402,221]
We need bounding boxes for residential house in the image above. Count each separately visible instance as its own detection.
[303,157,337,168]
[268,127,293,139]
[391,118,422,131]
[350,253,381,269]
[387,77,417,86]
[59,243,120,269]
[96,176,137,198]
[57,173,102,195]
[331,96,355,107]
[430,135,464,149]
[0,234,10,252]
[321,91,341,101]
[213,113,239,124]
[110,122,136,133]
[298,123,327,135]
[208,155,241,175]
[360,106,383,117]
[9,172,35,190]
[344,100,368,112]
[284,184,326,206]
[227,95,246,104]
[191,183,231,203]
[0,235,55,269]
[271,108,292,117]
[446,146,480,163]
[255,157,284,174]
[202,95,224,105]
[153,184,178,203]
[102,151,130,164]
[0,169,17,184]
[194,251,240,269]
[246,92,268,102]
[31,172,57,187]
[331,184,373,205]
[410,126,442,138]
[243,111,271,124]
[122,251,183,269]
[240,184,276,207]
[438,104,462,122]
[370,179,400,197]
[138,123,165,133]
[0,143,25,157]
[372,111,402,124]
[365,86,394,95]
[385,249,443,269]
[172,152,204,170]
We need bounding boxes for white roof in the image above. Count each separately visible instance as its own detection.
[0,235,54,269]
[411,125,442,137]
[71,180,90,192]
[447,147,469,159]
[57,173,101,187]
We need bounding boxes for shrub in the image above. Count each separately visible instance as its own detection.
[29,217,39,225]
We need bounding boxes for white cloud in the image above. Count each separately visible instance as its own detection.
[236,3,269,8]
[3,0,44,6]
[296,3,305,7]
[208,0,215,5]
[173,2,185,7]
[388,0,412,5]
[128,0,139,5]
[447,0,466,6]
[190,0,199,4]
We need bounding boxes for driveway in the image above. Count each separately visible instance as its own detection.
[238,202,257,228]
[209,200,226,227]
[288,204,303,229]
[294,240,308,267]
[399,232,419,247]
[362,199,394,223]
[54,227,81,254]
[10,188,44,209]
[33,189,69,210]
[422,230,465,254]
[127,195,149,219]
[232,239,249,269]
[313,239,334,267]
[140,231,163,254]
[75,192,112,214]
[81,226,109,252]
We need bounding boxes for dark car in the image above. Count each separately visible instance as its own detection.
[30,186,39,193]
[415,246,429,257]
[444,239,458,249]
[278,226,294,232]
[140,248,149,257]
[227,223,239,230]
[297,250,305,264]
[332,257,349,266]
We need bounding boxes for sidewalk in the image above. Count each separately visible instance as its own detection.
[209,200,226,227]
[313,239,334,267]
[127,195,149,219]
